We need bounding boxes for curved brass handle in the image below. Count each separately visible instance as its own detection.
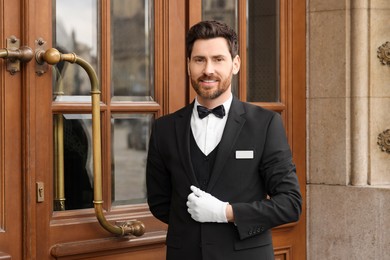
[38,48,145,237]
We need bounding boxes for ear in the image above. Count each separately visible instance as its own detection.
[232,55,241,75]
[187,57,191,76]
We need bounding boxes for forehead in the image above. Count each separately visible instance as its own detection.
[191,37,230,57]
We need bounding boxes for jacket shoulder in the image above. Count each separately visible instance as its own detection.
[155,104,192,122]
[240,101,279,120]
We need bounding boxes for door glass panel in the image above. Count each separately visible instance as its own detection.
[202,0,238,96]
[111,114,153,205]
[111,0,154,102]
[202,0,237,31]
[247,0,280,102]
[52,0,99,98]
[53,114,94,211]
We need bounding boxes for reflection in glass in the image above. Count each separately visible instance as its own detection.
[111,0,154,101]
[53,0,99,98]
[202,0,237,31]
[53,114,94,211]
[111,114,153,205]
[247,0,280,102]
[202,0,238,96]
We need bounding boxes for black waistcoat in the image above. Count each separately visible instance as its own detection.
[190,131,219,190]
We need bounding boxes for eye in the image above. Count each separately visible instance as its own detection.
[193,57,205,63]
[215,57,224,62]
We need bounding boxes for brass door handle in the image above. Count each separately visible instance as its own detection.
[0,46,33,61]
[1,37,145,236]
[0,36,34,74]
[37,48,145,237]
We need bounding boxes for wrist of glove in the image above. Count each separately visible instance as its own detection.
[186,185,228,223]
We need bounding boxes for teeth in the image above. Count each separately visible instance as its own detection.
[202,80,217,82]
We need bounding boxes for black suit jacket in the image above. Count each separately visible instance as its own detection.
[146,97,302,260]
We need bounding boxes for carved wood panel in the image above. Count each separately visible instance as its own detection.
[274,245,292,260]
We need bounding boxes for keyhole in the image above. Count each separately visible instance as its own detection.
[36,182,44,202]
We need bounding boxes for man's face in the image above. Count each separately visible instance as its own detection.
[188,37,240,102]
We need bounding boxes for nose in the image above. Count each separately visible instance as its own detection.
[203,60,215,75]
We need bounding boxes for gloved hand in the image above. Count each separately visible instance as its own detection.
[186,185,228,223]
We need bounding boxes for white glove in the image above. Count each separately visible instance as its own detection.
[186,185,228,223]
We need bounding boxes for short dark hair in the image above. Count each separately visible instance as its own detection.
[186,20,239,59]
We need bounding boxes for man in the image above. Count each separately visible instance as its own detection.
[146,20,302,260]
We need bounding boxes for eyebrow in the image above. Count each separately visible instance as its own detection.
[191,54,227,60]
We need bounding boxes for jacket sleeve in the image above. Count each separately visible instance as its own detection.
[232,113,302,240]
[146,120,171,224]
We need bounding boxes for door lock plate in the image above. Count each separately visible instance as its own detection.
[35,38,48,76]
[36,182,44,202]
[6,36,20,74]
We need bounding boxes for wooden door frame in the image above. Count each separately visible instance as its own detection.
[22,0,52,258]
[0,1,24,259]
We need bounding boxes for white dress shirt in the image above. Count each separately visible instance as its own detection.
[190,94,233,156]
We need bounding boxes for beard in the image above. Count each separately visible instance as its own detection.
[191,74,232,100]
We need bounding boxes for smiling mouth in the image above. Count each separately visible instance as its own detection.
[201,79,217,83]
[199,77,219,84]
[199,80,218,89]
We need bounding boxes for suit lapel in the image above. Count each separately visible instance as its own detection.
[207,97,246,192]
[174,102,199,186]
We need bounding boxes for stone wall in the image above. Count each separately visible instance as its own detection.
[307,0,390,259]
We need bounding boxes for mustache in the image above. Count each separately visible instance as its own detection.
[197,76,220,81]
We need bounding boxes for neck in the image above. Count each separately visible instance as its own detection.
[197,90,232,109]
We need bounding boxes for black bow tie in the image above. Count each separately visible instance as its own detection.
[197,105,226,119]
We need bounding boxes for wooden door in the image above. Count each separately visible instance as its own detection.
[33,0,171,259]
[0,0,305,259]
[1,0,172,259]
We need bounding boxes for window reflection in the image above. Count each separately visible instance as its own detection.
[111,114,153,205]
[202,0,237,31]
[53,0,99,98]
[247,0,280,102]
[111,0,154,101]
[202,0,238,96]
[53,114,94,211]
